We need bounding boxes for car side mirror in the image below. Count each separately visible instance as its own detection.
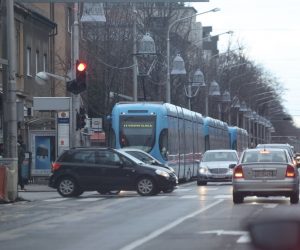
[248,219,300,250]
[229,164,236,169]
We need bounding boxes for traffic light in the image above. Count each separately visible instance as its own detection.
[66,60,87,95]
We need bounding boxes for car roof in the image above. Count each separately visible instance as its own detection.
[119,148,147,152]
[246,147,287,151]
[204,150,238,153]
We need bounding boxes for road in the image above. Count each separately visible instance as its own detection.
[0,182,298,250]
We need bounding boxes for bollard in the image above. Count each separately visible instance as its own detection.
[0,158,18,202]
[0,166,7,201]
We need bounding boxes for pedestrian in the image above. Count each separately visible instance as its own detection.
[17,135,26,191]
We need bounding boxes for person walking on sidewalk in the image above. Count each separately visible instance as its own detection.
[17,135,26,191]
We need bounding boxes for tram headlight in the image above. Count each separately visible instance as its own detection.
[199,166,208,175]
[155,169,170,179]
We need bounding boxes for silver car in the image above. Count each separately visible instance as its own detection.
[197,150,239,186]
[232,148,299,204]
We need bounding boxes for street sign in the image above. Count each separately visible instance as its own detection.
[18,0,208,2]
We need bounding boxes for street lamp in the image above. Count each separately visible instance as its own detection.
[206,80,221,117]
[134,32,157,101]
[184,69,205,110]
[166,7,220,103]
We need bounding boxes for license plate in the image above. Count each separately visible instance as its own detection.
[254,170,276,178]
[213,175,226,178]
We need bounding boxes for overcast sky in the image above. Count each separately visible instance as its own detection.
[191,0,300,126]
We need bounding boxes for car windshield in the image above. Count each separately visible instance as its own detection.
[115,149,145,165]
[242,150,287,163]
[124,150,161,165]
[202,152,238,162]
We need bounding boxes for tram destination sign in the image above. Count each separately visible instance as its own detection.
[18,0,208,3]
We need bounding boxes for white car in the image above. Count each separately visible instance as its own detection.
[197,149,239,186]
[118,148,175,173]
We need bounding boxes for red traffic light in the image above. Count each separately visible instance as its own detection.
[77,61,87,72]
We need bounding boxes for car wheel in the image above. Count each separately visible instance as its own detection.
[233,192,244,204]
[57,177,79,197]
[136,177,157,196]
[197,180,207,186]
[290,191,299,204]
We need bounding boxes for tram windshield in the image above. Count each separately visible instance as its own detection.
[120,116,156,152]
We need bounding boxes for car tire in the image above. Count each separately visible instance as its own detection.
[57,177,80,197]
[290,191,299,204]
[233,192,244,204]
[136,177,157,196]
[197,180,207,186]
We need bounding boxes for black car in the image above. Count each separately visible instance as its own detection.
[49,147,178,197]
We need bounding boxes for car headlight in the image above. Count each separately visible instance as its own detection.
[228,169,233,174]
[199,166,208,174]
[155,169,170,179]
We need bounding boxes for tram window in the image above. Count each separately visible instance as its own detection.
[159,129,168,161]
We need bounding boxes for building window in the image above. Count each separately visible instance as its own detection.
[35,50,39,74]
[43,54,47,72]
[26,47,31,76]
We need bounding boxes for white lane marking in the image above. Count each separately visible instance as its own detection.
[180,195,198,199]
[237,233,251,243]
[263,204,278,208]
[175,188,192,192]
[44,198,70,202]
[214,195,232,199]
[77,198,104,202]
[146,196,168,200]
[199,230,250,244]
[245,203,278,208]
[119,199,224,250]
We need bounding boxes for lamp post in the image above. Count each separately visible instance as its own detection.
[185,69,205,110]
[135,33,156,101]
[166,7,220,103]
[206,80,221,117]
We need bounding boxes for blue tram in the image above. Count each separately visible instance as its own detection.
[228,126,249,155]
[204,117,230,151]
[110,102,204,180]
[109,102,248,180]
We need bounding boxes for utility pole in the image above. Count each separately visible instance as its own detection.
[1,0,18,201]
[132,3,138,102]
[72,3,81,147]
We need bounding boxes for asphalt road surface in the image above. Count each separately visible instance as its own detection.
[1,182,299,250]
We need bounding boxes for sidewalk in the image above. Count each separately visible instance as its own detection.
[19,183,55,192]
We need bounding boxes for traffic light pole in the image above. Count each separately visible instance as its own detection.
[71,3,81,147]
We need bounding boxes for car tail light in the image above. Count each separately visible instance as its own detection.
[51,162,61,172]
[233,165,244,179]
[286,165,296,178]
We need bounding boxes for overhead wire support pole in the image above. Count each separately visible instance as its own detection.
[1,0,18,201]
[132,3,138,102]
[72,3,81,147]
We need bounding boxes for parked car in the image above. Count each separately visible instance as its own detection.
[197,149,239,186]
[118,148,175,173]
[49,147,178,197]
[232,148,299,204]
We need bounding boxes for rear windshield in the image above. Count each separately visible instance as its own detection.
[242,150,287,163]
